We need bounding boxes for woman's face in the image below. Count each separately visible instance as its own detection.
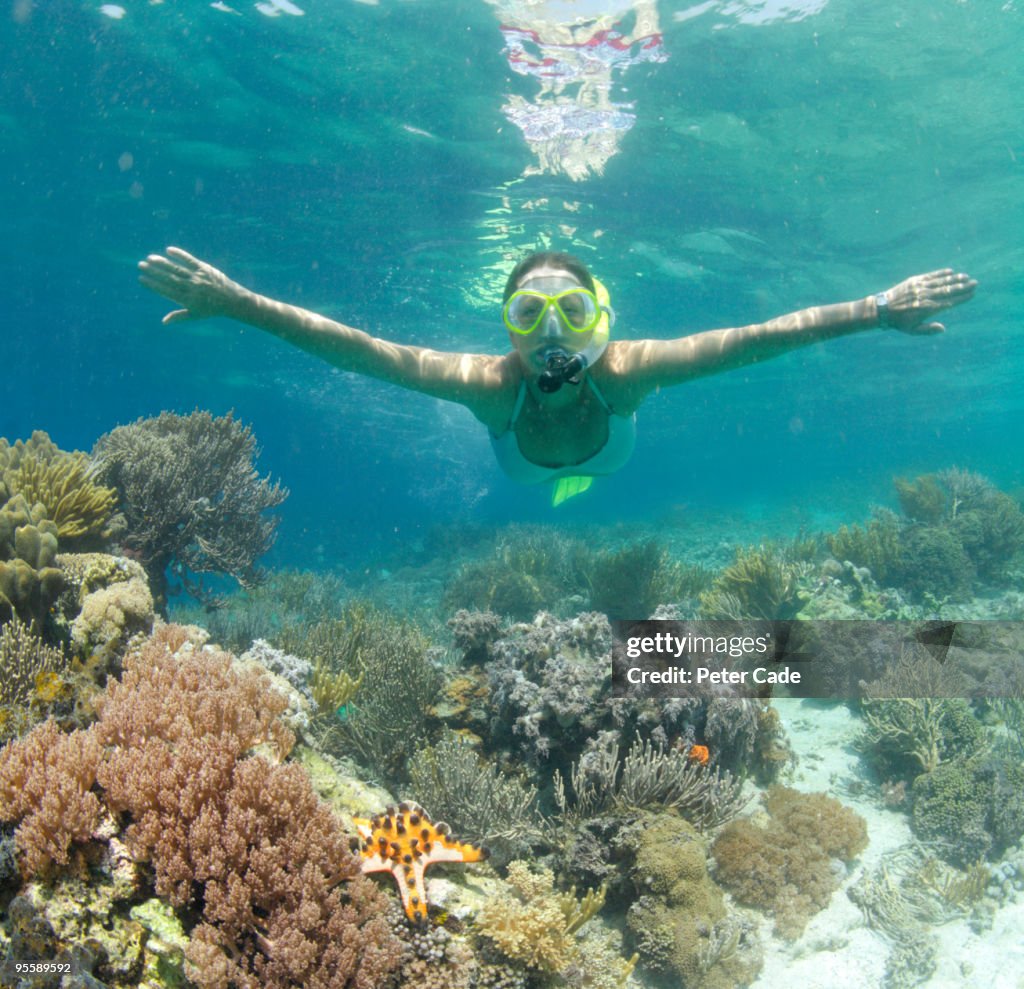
[506,265,600,374]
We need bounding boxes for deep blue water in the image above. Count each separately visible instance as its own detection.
[3,0,1022,568]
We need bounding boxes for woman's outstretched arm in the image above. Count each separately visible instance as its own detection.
[611,268,977,394]
[139,247,510,415]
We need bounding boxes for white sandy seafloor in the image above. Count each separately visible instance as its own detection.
[743,700,1024,989]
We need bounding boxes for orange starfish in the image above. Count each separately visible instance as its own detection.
[352,802,487,923]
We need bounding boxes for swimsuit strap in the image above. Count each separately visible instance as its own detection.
[586,376,614,415]
[507,378,529,430]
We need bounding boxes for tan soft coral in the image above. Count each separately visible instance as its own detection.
[92,623,294,763]
[0,719,103,875]
[711,786,867,939]
[0,624,404,989]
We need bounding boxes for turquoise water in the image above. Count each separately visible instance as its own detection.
[3,5,1024,988]
[3,0,1021,565]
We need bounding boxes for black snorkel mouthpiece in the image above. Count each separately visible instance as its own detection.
[538,349,587,393]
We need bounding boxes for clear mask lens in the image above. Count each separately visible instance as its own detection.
[503,289,600,335]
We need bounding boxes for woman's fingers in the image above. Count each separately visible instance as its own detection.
[165,246,204,269]
[920,269,977,305]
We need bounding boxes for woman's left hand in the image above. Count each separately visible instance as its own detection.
[881,268,977,334]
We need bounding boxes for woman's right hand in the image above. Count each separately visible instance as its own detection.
[138,247,244,324]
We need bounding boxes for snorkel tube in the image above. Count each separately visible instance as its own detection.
[537,278,614,394]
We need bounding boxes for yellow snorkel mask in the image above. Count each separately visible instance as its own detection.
[503,276,614,393]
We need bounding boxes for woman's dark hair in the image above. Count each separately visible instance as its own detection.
[502,251,596,303]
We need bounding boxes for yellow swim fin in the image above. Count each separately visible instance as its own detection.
[551,475,593,507]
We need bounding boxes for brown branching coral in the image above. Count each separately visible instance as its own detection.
[92,410,287,607]
[180,758,401,989]
[92,624,295,766]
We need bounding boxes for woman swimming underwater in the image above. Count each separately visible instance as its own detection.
[139,248,976,504]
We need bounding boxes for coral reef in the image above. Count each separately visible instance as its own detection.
[408,731,544,865]
[280,603,442,779]
[861,695,986,778]
[0,618,68,739]
[699,544,804,620]
[0,718,103,876]
[895,473,950,524]
[892,525,974,600]
[92,410,287,608]
[240,637,313,695]
[385,901,534,989]
[0,494,64,629]
[430,665,494,738]
[392,907,476,989]
[60,552,155,666]
[443,526,590,621]
[0,624,404,989]
[0,431,117,549]
[619,812,761,989]
[487,611,612,766]
[827,510,903,588]
[173,567,348,654]
[407,728,544,868]
[443,530,709,622]
[825,469,1024,601]
[3,878,153,988]
[910,753,1024,866]
[476,860,636,987]
[448,608,504,666]
[938,467,1024,578]
[849,845,992,989]
[711,786,867,939]
[585,540,707,620]
[704,698,790,783]
[310,656,363,718]
[990,696,1024,756]
[555,733,747,832]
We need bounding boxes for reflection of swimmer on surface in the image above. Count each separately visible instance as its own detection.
[140,247,976,505]
[488,0,667,179]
